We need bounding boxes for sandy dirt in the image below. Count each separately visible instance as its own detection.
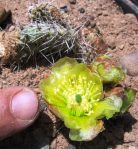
[0,0,138,149]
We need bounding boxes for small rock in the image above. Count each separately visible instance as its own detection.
[8,25,15,32]
[108,41,116,50]
[85,20,96,28]
[50,139,57,149]
[91,21,96,28]
[120,52,138,76]
[116,145,123,149]
[120,19,126,24]
[125,13,137,21]
[60,5,68,13]
[118,44,124,50]
[129,145,138,149]
[0,42,5,58]
[85,20,91,27]
[64,144,76,149]
[69,0,76,4]
[97,11,102,16]
[34,88,40,94]
[41,145,50,149]
[78,8,85,13]
[103,11,108,16]
[54,0,69,9]
[90,16,95,20]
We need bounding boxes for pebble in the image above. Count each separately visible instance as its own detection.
[50,139,57,149]
[60,5,68,13]
[118,44,124,50]
[64,144,76,149]
[125,13,137,21]
[90,16,95,20]
[103,11,108,16]
[120,51,138,76]
[41,146,49,149]
[108,39,116,49]
[85,19,96,28]
[129,145,138,149]
[57,0,69,9]
[91,21,96,28]
[78,8,85,13]
[85,20,91,27]
[69,0,76,4]
[97,11,102,16]
[8,25,15,32]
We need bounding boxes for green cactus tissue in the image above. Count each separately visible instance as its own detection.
[0,4,77,68]
[40,56,136,141]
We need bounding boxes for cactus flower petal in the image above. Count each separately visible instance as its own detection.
[40,57,135,141]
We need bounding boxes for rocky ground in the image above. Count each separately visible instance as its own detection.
[0,0,138,149]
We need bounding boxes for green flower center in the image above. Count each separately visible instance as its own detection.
[58,74,102,117]
[75,94,82,103]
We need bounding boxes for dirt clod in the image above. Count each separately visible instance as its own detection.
[120,52,138,76]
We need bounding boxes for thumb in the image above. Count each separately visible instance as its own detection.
[0,87,39,140]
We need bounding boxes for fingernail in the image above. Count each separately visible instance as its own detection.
[11,89,38,120]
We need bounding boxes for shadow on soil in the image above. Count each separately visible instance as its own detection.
[0,112,55,149]
[5,50,77,71]
[0,112,136,149]
[62,112,137,149]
